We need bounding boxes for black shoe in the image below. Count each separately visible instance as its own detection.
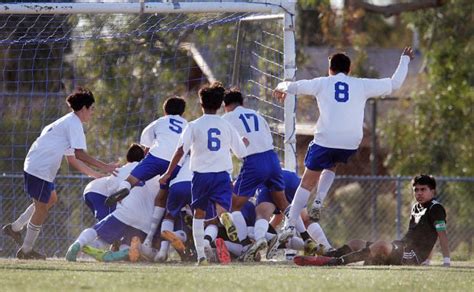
[16,248,46,260]
[105,188,130,207]
[2,224,22,245]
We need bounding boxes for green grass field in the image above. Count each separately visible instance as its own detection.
[1,259,473,292]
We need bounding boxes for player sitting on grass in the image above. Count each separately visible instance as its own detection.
[273,47,415,241]
[294,175,451,267]
[159,81,248,265]
[83,143,145,221]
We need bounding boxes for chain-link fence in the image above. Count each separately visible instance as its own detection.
[1,175,473,260]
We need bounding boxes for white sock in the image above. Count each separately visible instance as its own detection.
[295,216,306,234]
[11,204,35,232]
[247,227,255,240]
[286,236,305,250]
[314,169,335,206]
[174,230,187,242]
[21,222,42,253]
[144,206,166,245]
[159,219,174,254]
[225,241,243,256]
[204,224,218,246]
[118,180,132,191]
[307,222,332,249]
[231,211,248,241]
[76,228,98,247]
[288,187,311,227]
[254,219,269,241]
[193,218,205,259]
[265,232,276,241]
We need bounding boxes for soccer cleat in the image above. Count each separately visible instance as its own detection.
[82,245,107,261]
[2,224,23,245]
[16,248,46,260]
[140,241,156,261]
[293,255,337,266]
[215,238,231,265]
[242,238,267,262]
[105,188,130,207]
[308,202,322,222]
[303,239,319,256]
[128,236,141,263]
[196,257,209,266]
[65,242,81,262]
[220,212,238,242]
[161,230,186,254]
[266,228,294,260]
[102,249,130,262]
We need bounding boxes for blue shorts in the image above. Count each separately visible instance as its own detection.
[84,192,116,221]
[191,171,232,212]
[93,215,146,245]
[130,154,181,189]
[240,201,256,227]
[304,142,357,171]
[167,181,191,219]
[256,170,301,213]
[233,150,285,197]
[24,172,55,203]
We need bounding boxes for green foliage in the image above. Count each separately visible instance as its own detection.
[382,0,474,177]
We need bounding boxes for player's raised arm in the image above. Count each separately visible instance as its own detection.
[391,46,414,91]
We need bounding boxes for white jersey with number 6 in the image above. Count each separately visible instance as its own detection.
[140,115,188,161]
[276,55,410,150]
[222,106,274,156]
[180,114,247,173]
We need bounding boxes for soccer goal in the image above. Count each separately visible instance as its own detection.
[0,1,296,257]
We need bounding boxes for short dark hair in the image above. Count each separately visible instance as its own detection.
[412,174,437,190]
[329,53,351,74]
[126,143,145,163]
[199,81,225,111]
[224,88,244,106]
[163,96,186,116]
[66,87,95,111]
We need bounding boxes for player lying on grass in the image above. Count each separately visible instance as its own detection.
[83,143,145,221]
[294,175,451,267]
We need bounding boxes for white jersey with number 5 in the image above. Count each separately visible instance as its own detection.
[180,114,247,173]
[222,106,274,156]
[140,115,188,161]
[276,55,410,150]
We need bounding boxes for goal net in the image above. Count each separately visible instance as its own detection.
[0,1,295,257]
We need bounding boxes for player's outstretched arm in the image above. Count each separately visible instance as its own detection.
[159,146,185,185]
[390,46,414,91]
[74,149,118,175]
[66,155,104,178]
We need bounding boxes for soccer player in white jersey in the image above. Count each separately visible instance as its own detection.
[83,144,145,221]
[273,47,415,237]
[12,88,117,260]
[105,97,187,249]
[160,82,248,265]
[222,89,292,251]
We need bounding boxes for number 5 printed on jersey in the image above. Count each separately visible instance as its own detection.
[169,118,184,134]
[334,81,349,102]
[208,128,221,151]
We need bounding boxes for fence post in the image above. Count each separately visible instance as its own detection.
[396,175,402,240]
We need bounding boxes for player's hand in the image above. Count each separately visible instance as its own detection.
[272,89,287,102]
[105,162,120,176]
[402,46,415,60]
[242,137,249,147]
[159,173,171,185]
